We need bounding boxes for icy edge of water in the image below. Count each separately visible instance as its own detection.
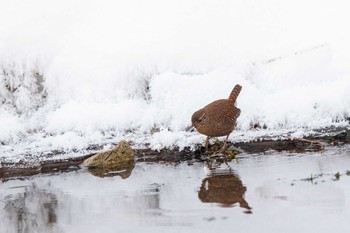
[1,126,349,166]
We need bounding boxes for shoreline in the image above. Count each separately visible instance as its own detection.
[1,129,349,180]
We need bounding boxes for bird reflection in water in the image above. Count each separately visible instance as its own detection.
[198,169,252,213]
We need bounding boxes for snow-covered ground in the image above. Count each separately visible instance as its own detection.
[1,0,350,164]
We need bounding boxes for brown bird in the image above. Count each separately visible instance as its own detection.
[191,84,242,151]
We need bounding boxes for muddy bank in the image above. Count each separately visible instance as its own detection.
[1,129,349,179]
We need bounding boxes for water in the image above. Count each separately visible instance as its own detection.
[1,147,350,233]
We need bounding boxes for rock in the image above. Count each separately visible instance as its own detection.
[83,140,135,178]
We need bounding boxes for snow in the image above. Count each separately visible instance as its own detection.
[1,0,350,164]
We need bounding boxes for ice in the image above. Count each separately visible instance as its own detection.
[0,0,350,163]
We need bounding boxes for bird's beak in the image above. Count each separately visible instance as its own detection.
[186,125,195,132]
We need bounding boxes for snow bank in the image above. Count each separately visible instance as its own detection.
[0,0,350,162]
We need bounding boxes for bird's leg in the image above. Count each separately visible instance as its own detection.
[209,134,230,158]
[220,134,230,151]
[205,136,210,150]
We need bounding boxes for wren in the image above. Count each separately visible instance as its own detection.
[191,84,242,151]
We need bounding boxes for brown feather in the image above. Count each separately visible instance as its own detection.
[191,84,242,149]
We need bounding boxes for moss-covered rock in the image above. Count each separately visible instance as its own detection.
[83,140,135,178]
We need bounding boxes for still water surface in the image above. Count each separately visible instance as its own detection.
[1,147,350,233]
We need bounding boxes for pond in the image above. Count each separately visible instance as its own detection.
[1,147,350,233]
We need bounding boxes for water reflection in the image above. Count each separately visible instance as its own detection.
[198,169,252,213]
[3,183,60,233]
[1,149,350,233]
[86,163,135,178]
[1,179,161,233]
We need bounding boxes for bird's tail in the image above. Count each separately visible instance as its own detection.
[228,84,242,101]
